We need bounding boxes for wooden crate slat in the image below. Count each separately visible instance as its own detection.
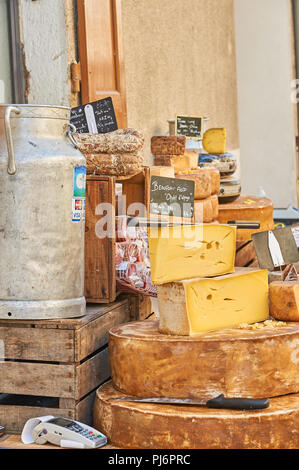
[0,405,74,434]
[0,327,74,362]
[0,362,75,398]
[75,348,110,400]
[75,302,130,362]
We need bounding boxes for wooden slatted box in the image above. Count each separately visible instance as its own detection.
[0,299,130,433]
[85,168,150,303]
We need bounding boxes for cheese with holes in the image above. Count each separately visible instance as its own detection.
[194,197,214,223]
[176,173,212,200]
[218,195,274,241]
[269,281,299,321]
[157,268,269,335]
[148,224,236,285]
[202,128,226,154]
[150,166,175,178]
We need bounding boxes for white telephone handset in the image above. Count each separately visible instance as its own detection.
[21,415,107,449]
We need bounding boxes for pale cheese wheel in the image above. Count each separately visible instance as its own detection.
[210,194,219,219]
[218,195,274,242]
[109,320,299,400]
[269,281,299,321]
[150,166,175,178]
[194,197,214,223]
[94,381,299,449]
[176,173,212,200]
[177,167,220,195]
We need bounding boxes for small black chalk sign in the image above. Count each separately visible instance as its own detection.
[175,115,203,140]
[150,176,194,219]
[70,97,118,134]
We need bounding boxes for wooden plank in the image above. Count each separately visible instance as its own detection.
[0,363,75,398]
[0,300,127,329]
[0,327,74,362]
[75,348,110,400]
[77,0,127,128]
[0,433,118,449]
[75,389,97,426]
[235,240,258,267]
[0,406,74,434]
[75,301,130,362]
[85,177,116,303]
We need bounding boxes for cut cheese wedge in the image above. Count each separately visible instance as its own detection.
[269,281,299,321]
[202,128,226,154]
[194,198,214,223]
[148,224,236,285]
[157,268,269,335]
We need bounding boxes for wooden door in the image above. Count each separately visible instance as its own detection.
[77,0,127,128]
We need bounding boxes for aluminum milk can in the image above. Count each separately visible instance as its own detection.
[0,105,86,319]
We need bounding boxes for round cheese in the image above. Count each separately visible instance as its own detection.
[94,381,299,449]
[176,173,212,200]
[194,197,214,223]
[210,194,219,219]
[177,167,220,195]
[218,195,274,241]
[109,319,299,399]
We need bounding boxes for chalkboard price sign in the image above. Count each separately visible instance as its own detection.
[70,97,118,134]
[150,176,195,219]
[175,115,203,140]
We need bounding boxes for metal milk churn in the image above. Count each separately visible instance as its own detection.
[0,105,86,319]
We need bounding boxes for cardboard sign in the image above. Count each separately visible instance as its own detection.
[150,176,194,219]
[175,115,203,140]
[70,97,118,134]
[252,227,299,270]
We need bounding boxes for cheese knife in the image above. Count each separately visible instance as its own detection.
[108,394,270,410]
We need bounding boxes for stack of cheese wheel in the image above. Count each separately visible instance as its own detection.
[74,128,144,177]
[151,135,200,174]
[176,168,220,223]
[93,224,299,449]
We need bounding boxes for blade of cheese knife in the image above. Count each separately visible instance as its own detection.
[107,395,270,410]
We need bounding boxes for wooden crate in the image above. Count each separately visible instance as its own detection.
[85,168,150,303]
[0,299,130,433]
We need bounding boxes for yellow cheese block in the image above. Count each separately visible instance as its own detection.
[148,224,236,285]
[157,268,269,335]
[150,166,175,178]
[202,128,226,154]
[269,281,299,321]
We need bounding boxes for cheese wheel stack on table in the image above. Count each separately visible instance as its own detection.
[151,135,221,223]
[91,221,299,449]
[74,128,145,177]
[199,128,241,202]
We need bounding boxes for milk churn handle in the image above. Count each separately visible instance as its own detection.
[66,123,79,149]
[5,106,21,175]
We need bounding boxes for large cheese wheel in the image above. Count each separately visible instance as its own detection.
[178,167,220,195]
[109,320,299,399]
[94,381,299,449]
[218,195,274,242]
[176,173,212,200]
[194,197,214,223]
[269,281,299,321]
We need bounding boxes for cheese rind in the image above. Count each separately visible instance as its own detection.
[176,173,212,200]
[202,128,226,154]
[151,136,186,155]
[95,381,299,449]
[269,281,299,321]
[178,167,220,195]
[218,195,274,241]
[150,166,175,178]
[148,224,236,285]
[194,197,214,223]
[153,155,191,174]
[157,268,269,335]
[210,194,219,219]
[109,320,299,399]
